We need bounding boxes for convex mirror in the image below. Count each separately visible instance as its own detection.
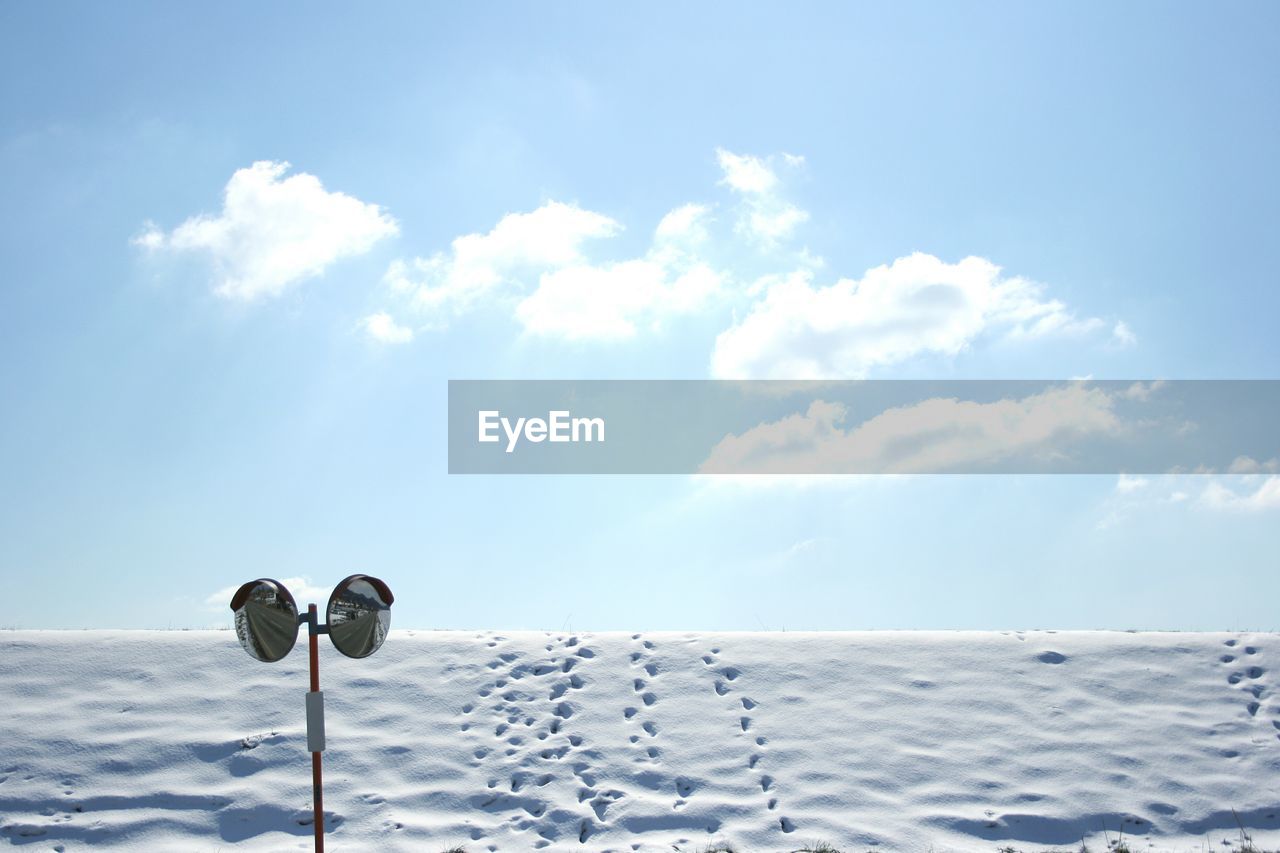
[326,574,394,659]
[229,578,299,662]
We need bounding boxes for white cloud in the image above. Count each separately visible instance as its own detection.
[699,384,1123,475]
[744,203,809,245]
[711,253,1108,379]
[1112,320,1138,348]
[385,201,723,341]
[384,202,619,321]
[1101,465,1280,527]
[360,311,413,344]
[131,224,165,250]
[1099,475,1155,529]
[654,203,713,247]
[1115,473,1149,493]
[715,148,809,246]
[368,149,1129,367]
[1199,477,1280,512]
[716,149,779,194]
[136,161,398,300]
[517,203,721,339]
[517,260,720,341]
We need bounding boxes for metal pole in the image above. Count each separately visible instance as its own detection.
[308,604,324,853]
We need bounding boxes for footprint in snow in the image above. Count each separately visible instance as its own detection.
[627,634,663,765]
[1217,638,1271,732]
[465,633,599,830]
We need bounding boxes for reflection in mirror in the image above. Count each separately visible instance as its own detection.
[327,575,392,659]
[230,579,299,662]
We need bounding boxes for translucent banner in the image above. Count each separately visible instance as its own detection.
[447,380,1280,475]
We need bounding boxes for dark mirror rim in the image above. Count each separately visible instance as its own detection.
[229,578,298,613]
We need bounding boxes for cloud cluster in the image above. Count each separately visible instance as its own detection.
[368,150,1116,364]
[135,161,398,300]
[137,151,1128,374]
[1100,457,1280,527]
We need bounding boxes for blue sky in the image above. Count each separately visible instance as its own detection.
[1,2,1277,629]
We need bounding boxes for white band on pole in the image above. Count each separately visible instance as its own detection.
[306,690,325,753]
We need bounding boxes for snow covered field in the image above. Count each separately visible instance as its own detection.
[1,630,1278,852]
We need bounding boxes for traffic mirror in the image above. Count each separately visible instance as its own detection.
[326,574,393,659]
[229,578,299,662]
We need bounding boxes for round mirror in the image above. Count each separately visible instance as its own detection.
[326,574,393,659]
[229,578,299,662]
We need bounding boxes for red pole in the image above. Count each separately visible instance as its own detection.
[308,604,324,853]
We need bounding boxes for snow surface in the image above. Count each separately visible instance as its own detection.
[1,630,1279,851]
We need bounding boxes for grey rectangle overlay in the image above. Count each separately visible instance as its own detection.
[448,380,1280,475]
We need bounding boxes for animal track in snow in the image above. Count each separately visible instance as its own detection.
[707,643,796,835]
[626,634,664,769]
[462,631,600,836]
[1219,636,1273,739]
